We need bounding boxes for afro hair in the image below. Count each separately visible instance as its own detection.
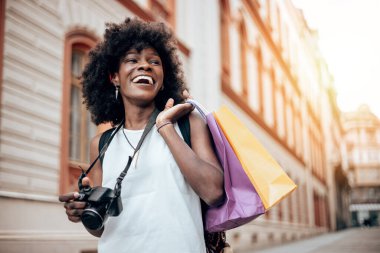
[82,17,187,126]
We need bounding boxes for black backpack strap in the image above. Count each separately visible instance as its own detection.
[98,128,115,165]
[178,114,191,148]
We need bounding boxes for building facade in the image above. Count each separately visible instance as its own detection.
[342,105,380,227]
[320,61,351,231]
[0,0,347,252]
[218,1,346,251]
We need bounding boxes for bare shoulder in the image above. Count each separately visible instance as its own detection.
[188,110,209,147]
[88,131,106,186]
[90,132,104,152]
[188,110,207,130]
[188,108,222,171]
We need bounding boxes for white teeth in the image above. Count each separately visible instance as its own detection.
[132,75,154,85]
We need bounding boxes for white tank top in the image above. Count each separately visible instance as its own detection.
[98,124,206,253]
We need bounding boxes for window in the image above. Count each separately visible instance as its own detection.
[264,0,272,31]
[288,183,293,222]
[263,70,274,127]
[60,31,98,193]
[313,192,320,226]
[286,103,294,148]
[70,49,97,163]
[149,0,175,28]
[304,185,309,224]
[275,87,285,138]
[367,129,376,144]
[239,19,249,100]
[256,47,264,115]
[247,46,260,112]
[278,201,283,221]
[276,5,282,46]
[220,0,231,78]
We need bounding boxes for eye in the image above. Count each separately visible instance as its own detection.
[126,58,137,63]
[124,58,138,64]
[150,59,161,65]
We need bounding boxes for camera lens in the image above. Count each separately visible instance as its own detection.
[81,209,106,230]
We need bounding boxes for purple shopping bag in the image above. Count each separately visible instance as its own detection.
[188,100,265,232]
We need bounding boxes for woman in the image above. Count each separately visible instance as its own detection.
[59,18,224,252]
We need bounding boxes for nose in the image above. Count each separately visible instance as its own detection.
[137,60,152,71]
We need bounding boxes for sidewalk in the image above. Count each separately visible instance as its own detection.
[252,227,380,253]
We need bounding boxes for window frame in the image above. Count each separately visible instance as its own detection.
[148,0,176,29]
[59,30,98,194]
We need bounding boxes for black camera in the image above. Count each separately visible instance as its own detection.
[77,174,123,231]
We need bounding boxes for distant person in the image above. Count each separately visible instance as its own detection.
[363,218,371,227]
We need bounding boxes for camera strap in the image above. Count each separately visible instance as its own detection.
[78,108,160,192]
[113,108,160,196]
[78,119,125,190]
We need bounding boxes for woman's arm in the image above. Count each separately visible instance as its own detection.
[88,133,103,188]
[59,133,104,238]
[84,133,104,237]
[157,100,224,206]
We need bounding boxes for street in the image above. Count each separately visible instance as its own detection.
[252,227,380,253]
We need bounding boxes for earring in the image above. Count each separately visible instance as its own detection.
[161,86,164,91]
[114,84,119,99]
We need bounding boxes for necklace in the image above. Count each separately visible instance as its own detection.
[122,129,136,150]
[122,129,141,169]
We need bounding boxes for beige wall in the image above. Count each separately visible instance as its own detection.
[0,0,134,252]
[220,0,340,250]
[0,196,98,253]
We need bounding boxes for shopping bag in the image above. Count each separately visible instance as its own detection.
[187,100,265,232]
[213,106,297,210]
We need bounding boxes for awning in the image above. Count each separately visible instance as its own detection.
[349,203,380,211]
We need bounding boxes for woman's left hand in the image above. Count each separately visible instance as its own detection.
[156,98,194,127]
[156,98,224,206]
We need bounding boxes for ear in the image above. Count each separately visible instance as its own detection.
[110,73,120,85]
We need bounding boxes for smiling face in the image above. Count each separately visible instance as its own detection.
[114,47,164,107]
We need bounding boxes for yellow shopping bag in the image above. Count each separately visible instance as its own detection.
[213,106,297,210]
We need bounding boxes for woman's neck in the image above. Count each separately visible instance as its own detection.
[123,103,156,130]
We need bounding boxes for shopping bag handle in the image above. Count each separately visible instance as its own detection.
[186,99,209,120]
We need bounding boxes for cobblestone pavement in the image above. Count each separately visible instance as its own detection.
[253,227,380,253]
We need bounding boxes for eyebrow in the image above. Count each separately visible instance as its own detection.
[125,51,138,56]
[125,50,160,56]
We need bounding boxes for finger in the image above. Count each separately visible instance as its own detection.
[64,201,87,210]
[176,103,194,114]
[164,98,174,110]
[68,216,81,223]
[167,103,194,121]
[185,102,195,111]
[182,89,192,99]
[66,208,84,217]
[82,177,91,187]
[59,192,79,202]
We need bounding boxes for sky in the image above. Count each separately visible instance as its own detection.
[291,0,380,118]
